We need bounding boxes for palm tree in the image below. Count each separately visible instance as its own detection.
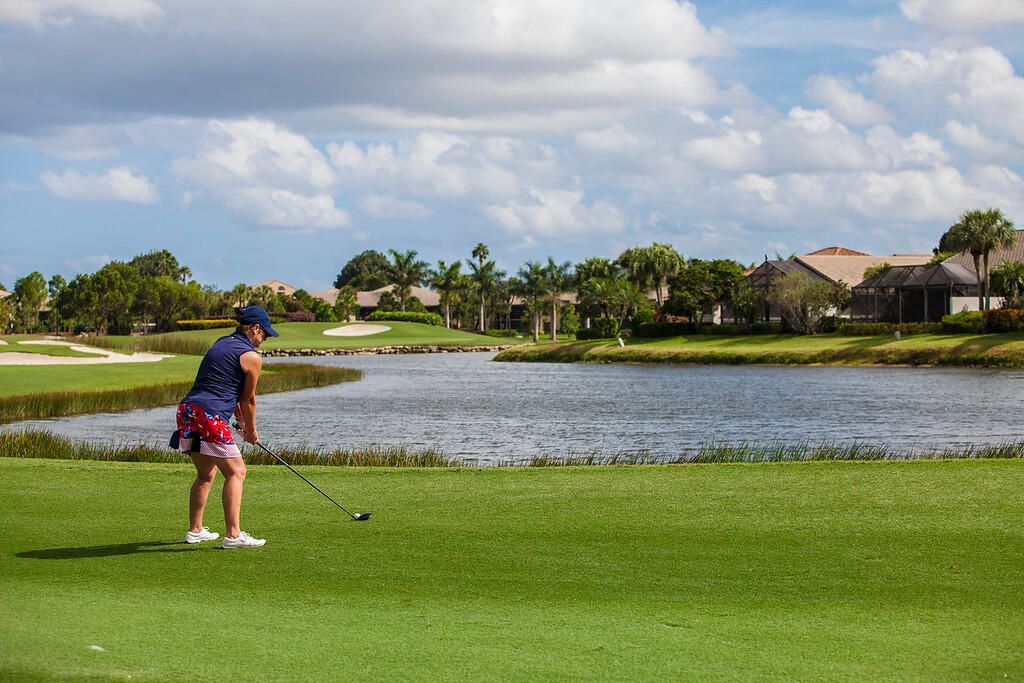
[469,245,504,332]
[429,260,463,328]
[387,249,430,312]
[943,209,1017,310]
[647,243,684,307]
[513,261,548,342]
[990,261,1024,308]
[544,258,573,340]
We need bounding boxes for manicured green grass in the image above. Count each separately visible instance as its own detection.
[0,364,360,423]
[0,336,107,358]
[0,355,202,398]
[93,321,523,355]
[497,331,1024,367]
[2,458,1021,680]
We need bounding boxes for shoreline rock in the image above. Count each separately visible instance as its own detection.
[261,344,515,357]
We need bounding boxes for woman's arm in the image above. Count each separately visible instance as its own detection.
[236,350,262,444]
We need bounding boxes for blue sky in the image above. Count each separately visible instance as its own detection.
[1,0,1023,292]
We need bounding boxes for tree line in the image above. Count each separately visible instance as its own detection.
[2,207,1016,338]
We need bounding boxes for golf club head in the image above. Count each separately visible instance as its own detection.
[353,512,372,521]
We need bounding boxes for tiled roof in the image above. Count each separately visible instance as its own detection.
[252,280,298,295]
[946,229,1024,271]
[797,254,931,286]
[804,246,870,256]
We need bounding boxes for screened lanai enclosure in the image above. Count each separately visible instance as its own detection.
[850,262,978,323]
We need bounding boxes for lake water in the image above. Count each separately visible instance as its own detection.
[8,353,1024,464]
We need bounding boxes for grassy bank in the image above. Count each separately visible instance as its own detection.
[86,321,523,355]
[495,331,1024,367]
[5,429,1024,466]
[1,457,1021,680]
[0,364,360,424]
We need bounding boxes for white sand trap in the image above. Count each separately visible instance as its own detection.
[323,324,391,337]
[0,339,7,345]
[0,341,171,366]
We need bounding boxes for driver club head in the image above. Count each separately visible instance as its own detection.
[353,512,372,521]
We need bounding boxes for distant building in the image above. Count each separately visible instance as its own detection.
[744,247,932,323]
[251,280,299,297]
[314,285,441,318]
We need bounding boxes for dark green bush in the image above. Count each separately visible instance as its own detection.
[630,308,656,328]
[176,319,235,331]
[836,322,942,336]
[367,310,443,326]
[577,317,619,340]
[984,308,1024,332]
[749,322,783,334]
[269,311,315,323]
[941,311,985,333]
[485,329,518,337]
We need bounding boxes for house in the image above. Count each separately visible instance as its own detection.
[314,285,441,319]
[251,279,299,297]
[744,247,932,322]
[850,262,978,323]
[0,289,10,300]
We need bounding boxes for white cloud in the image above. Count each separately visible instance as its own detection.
[228,189,349,231]
[173,119,348,230]
[867,47,1024,143]
[40,166,157,203]
[0,0,162,29]
[486,189,626,239]
[865,126,948,168]
[805,75,893,126]
[36,124,129,160]
[900,0,1024,32]
[944,120,1024,163]
[358,194,432,220]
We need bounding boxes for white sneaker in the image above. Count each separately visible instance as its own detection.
[185,527,220,544]
[222,531,267,549]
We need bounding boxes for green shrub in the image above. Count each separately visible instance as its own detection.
[630,308,656,328]
[941,311,985,333]
[836,322,942,336]
[175,319,235,331]
[635,321,693,338]
[485,329,518,337]
[750,322,783,334]
[984,308,1024,332]
[270,311,315,323]
[367,310,443,326]
[577,317,619,340]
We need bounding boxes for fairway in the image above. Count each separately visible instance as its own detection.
[2,459,1022,680]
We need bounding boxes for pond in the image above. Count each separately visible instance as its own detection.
[9,353,1024,464]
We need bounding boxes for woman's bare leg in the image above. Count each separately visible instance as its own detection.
[213,456,247,538]
[188,452,218,532]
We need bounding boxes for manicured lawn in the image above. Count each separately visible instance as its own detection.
[0,336,107,358]
[96,321,523,353]
[0,356,202,398]
[1,458,1021,680]
[497,331,1024,367]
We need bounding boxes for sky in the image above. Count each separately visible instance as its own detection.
[1,0,1023,292]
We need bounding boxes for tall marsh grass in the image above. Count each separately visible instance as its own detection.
[0,430,453,467]
[3,430,1021,467]
[0,364,360,424]
[86,334,214,357]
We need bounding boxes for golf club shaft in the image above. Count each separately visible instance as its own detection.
[253,441,360,519]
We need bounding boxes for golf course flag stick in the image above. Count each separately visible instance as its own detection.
[237,428,371,521]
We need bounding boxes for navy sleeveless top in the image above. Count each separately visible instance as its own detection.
[181,332,256,420]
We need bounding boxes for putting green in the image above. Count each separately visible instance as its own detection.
[1,458,1022,680]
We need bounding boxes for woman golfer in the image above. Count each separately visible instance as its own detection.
[170,305,278,549]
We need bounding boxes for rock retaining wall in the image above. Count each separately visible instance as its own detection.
[261,345,515,357]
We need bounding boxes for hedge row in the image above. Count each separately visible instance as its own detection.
[633,321,782,338]
[176,319,236,330]
[367,310,444,326]
[836,322,942,336]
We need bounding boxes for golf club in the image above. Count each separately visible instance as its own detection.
[234,424,371,521]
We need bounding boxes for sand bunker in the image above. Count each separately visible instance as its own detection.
[0,340,171,366]
[0,339,7,345]
[322,324,391,337]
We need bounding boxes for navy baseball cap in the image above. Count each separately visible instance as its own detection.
[237,305,280,337]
